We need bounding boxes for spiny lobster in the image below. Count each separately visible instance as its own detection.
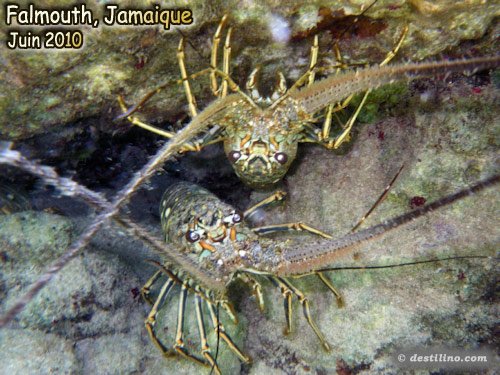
[141,174,498,374]
[118,14,500,187]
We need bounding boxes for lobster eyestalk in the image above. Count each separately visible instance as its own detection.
[273,174,500,277]
[291,56,500,115]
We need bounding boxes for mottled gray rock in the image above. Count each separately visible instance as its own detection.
[0,329,78,375]
[0,212,152,374]
[75,333,144,375]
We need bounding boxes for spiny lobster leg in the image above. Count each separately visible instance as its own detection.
[205,299,251,363]
[117,95,175,138]
[319,42,363,139]
[194,292,222,375]
[237,273,265,312]
[315,272,344,308]
[141,269,163,305]
[312,25,409,148]
[331,25,409,147]
[173,282,208,365]
[209,14,233,99]
[144,266,249,368]
[253,222,332,238]
[308,35,320,86]
[261,219,346,307]
[220,300,239,324]
[220,26,232,98]
[245,190,345,311]
[288,34,320,92]
[269,276,293,335]
[144,276,176,356]
[244,190,332,238]
[177,37,198,118]
[119,32,204,121]
[271,276,331,351]
[208,18,258,108]
[259,225,344,308]
[282,33,347,137]
[114,66,213,121]
[210,15,228,96]
[117,95,225,153]
[116,15,235,124]
[243,190,287,218]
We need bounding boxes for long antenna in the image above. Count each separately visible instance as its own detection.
[335,0,381,42]
[316,255,493,273]
[277,173,499,276]
[351,164,404,232]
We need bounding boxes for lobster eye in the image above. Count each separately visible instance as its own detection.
[223,210,243,225]
[185,230,200,243]
[274,152,288,165]
[228,150,242,163]
[232,210,243,224]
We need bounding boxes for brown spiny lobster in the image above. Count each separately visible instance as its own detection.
[141,173,498,374]
[117,15,500,187]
